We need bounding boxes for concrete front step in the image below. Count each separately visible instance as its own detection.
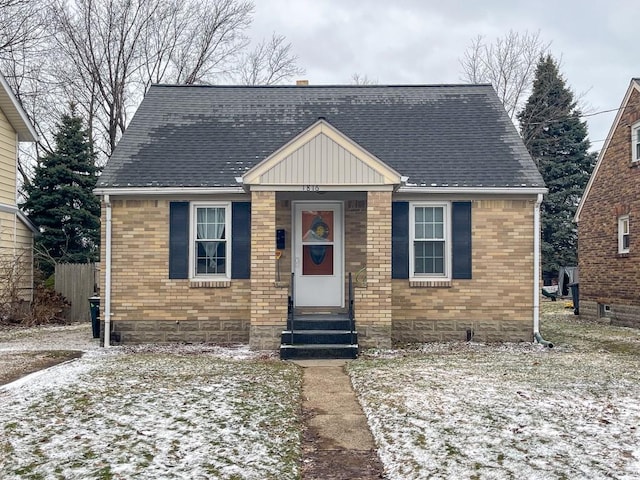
[280,344,358,360]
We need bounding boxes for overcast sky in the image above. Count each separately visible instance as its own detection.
[251,0,639,153]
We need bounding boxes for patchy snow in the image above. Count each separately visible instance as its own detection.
[349,343,640,479]
[0,345,302,479]
[0,322,98,353]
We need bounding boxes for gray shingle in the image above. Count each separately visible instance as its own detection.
[98,84,544,189]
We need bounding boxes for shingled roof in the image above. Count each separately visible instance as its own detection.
[98,84,544,189]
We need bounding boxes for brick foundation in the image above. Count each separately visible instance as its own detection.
[109,319,249,344]
[580,299,640,329]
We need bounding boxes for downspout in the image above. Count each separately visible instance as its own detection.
[104,194,112,347]
[533,193,553,348]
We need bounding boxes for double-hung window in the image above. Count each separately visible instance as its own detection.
[410,203,451,279]
[191,203,230,278]
[633,122,640,163]
[618,215,630,254]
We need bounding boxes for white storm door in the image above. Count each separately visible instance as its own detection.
[293,202,344,307]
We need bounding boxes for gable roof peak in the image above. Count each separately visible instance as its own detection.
[0,72,37,142]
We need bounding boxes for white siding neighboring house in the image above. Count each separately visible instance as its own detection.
[0,72,38,301]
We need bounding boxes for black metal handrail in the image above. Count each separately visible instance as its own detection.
[288,272,295,344]
[348,272,355,345]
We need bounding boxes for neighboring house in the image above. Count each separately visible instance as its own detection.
[95,84,546,353]
[575,78,640,328]
[0,73,38,302]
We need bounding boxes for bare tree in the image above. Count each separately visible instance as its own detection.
[238,33,304,85]
[0,0,47,56]
[0,0,56,191]
[1,0,302,192]
[49,0,256,157]
[350,73,378,85]
[459,30,551,119]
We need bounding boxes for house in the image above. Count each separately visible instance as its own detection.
[0,73,38,303]
[575,78,640,328]
[95,84,546,354]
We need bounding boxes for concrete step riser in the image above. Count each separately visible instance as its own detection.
[281,332,357,345]
[280,346,358,360]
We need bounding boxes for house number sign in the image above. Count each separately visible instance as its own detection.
[302,185,320,192]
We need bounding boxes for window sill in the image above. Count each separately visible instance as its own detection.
[617,252,630,258]
[189,280,231,288]
[409,280,452,288]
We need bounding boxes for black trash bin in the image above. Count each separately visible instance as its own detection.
[568,283,579,315]
[89,296,100,338]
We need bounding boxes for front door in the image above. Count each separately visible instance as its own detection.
[293,202,343,307]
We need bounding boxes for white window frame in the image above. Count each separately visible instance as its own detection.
[190,202,231,279]
[409,202,452,280]
[618,215,630,254]
[633,122,640,163]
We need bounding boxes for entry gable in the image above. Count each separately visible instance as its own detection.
[242,119,401,187]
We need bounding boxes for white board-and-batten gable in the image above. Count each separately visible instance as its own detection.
[242,119,401,188]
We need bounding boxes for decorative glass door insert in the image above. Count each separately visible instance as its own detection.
[301,210,334,276]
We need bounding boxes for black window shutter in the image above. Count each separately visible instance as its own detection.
[231,202,251,279]
[452,201,472,279]
[392,202,409,279]
[169,202,189,279]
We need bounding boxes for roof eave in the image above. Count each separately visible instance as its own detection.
[0,203,39,234]
[575,79,640,223]
[397,186,547,195]
[93,186,246,196]
[0,73,38,142]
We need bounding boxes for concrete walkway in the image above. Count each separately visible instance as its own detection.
[293,359,385,480]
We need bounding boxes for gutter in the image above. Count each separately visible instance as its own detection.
[104,194,112,347]
[93,186,245,196]
[396,186,547,195]
[532,193,553,347]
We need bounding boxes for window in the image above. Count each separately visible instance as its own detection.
[633,122,640,162]
[410,203,451,278]
[191,203,230,278]
[618,215,630,254]
[598,303,612,318]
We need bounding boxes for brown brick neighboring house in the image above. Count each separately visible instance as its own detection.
[575,78,640,327]
[95,84,547,355]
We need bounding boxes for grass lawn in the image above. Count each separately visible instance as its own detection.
[0,347,302,480]
[3,305,640,479]
[349,303,640,479]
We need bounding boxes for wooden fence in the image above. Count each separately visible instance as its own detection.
[54,263,99,322]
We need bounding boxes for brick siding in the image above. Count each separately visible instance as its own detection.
[249,191,288,349]
[392,199,535,343]
[101,195,538,347]
[100,198,250,344]
[578,88,640,321]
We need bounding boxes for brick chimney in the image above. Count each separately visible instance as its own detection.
[296,80,309,86]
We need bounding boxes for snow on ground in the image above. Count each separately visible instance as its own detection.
[5,308,640,479]
[0,344,302,480]
[349,343,640,479]
[0,322,99,352]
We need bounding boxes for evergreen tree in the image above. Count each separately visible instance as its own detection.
[517,55,596,274]
[23,106,100,276]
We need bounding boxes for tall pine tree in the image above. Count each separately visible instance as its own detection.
[23,106,100,276]
[518,55,595,274]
